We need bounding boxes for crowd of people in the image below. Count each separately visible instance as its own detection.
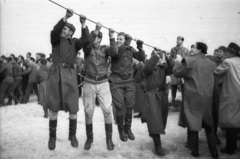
[0,8,240,159]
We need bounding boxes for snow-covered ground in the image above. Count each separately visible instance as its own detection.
[0,95,239,159]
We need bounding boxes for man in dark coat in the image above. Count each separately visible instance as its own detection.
[36,59,49,118]
[82,23,117,151]
[137,48,174,156]
[7,57,24,104]
[0,57,18,106]
[46,9,90,150]
[18,57,39,103]
[109,32,145,142]
[173,42,218,158]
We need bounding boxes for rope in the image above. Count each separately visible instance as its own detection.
[49,0,156,48]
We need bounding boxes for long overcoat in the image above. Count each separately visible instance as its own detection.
[215,57,240,128]
[173,53,216,131]
[138,54,174,134]
[46,18,90,113]
[36,65,49,109]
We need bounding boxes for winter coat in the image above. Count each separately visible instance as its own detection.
[36,65,49,108]
[139,54,174,134]
[215,57,240,128]
[46,18,90,113]
[0,63,14,84]
[173,53,216,131]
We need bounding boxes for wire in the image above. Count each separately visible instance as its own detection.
[49,0,156,48]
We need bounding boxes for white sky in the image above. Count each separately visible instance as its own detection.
[1,0,240,58]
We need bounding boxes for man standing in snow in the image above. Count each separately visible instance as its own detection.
[173,42,218,158]
[46,9,90,150]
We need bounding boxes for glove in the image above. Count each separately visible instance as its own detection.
[124,34,132,46]
[136,40,143,50]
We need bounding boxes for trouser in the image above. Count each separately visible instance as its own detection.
[83,81,112,124]
[110,81,135,116]
[171,85,178,100]
[0,82,17,104]
[12,79,24,100]
[24,82,39,103]
[49,110,77,120]
[189,122,217,153]
[225,128,238,149]
[77,75,82,97]
[22,75,28,96]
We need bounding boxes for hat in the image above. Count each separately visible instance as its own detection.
[91,30,103,38]
[65,23,76,33]
[227,42,240,56]
[37,53,46,58]
[118,32,126,37]
[218,46,227,52]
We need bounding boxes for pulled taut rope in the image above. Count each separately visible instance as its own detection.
[49,0,157,49]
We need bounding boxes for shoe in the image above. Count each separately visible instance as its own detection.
[84,124,93,150]
[220,147,234,155]
[68,119,78,148]
[105,124,114,151]
[152,134,165,156]
[48,120,57,150]
[116,116,127,142]
[125,114,135,140]
[191,150,199,157]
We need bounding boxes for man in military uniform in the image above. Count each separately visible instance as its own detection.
[109,32,145,142]
[82,22,117,151]
[46,9,90,150]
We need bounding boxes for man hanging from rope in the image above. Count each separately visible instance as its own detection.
[109,32,145,142]
[46,8,90,150]
[82,22,118,151]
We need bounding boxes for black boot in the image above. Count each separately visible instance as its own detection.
[205,128,218,159]
[44,110,48,118]
[125,114,135,140]
[189,131,199,157]
[220,128,237,155]
[105,124,114,151]
[68,119,78,148]
[48,120,57,150]
[84,124,93,150]
[116,115,127,142]
[151,134,165,156]
[185,128,190,149]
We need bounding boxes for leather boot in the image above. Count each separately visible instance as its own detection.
[205,128,218,159]
[84,124,93,150]
[189,131,199,157]
[125,114,135,140]
[105,124,114,151]
[116,115,127,142]
[68,119,78,148]
[152,134,165,156]
[48,120,57,150]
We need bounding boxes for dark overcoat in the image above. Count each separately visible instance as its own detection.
[173,53,216,131]
[139,54,174,134]
[46,18,90,113]
[36,65,49,109]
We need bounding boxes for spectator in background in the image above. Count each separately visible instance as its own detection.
[36,58,49,118]
[170,36,189,103]
[26,52,31,62]
[0,57,18,106]
[18,57,39,103]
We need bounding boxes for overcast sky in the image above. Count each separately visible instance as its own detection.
[1,0,240,58]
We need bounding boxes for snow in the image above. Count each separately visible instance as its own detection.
[0,95,239,159]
